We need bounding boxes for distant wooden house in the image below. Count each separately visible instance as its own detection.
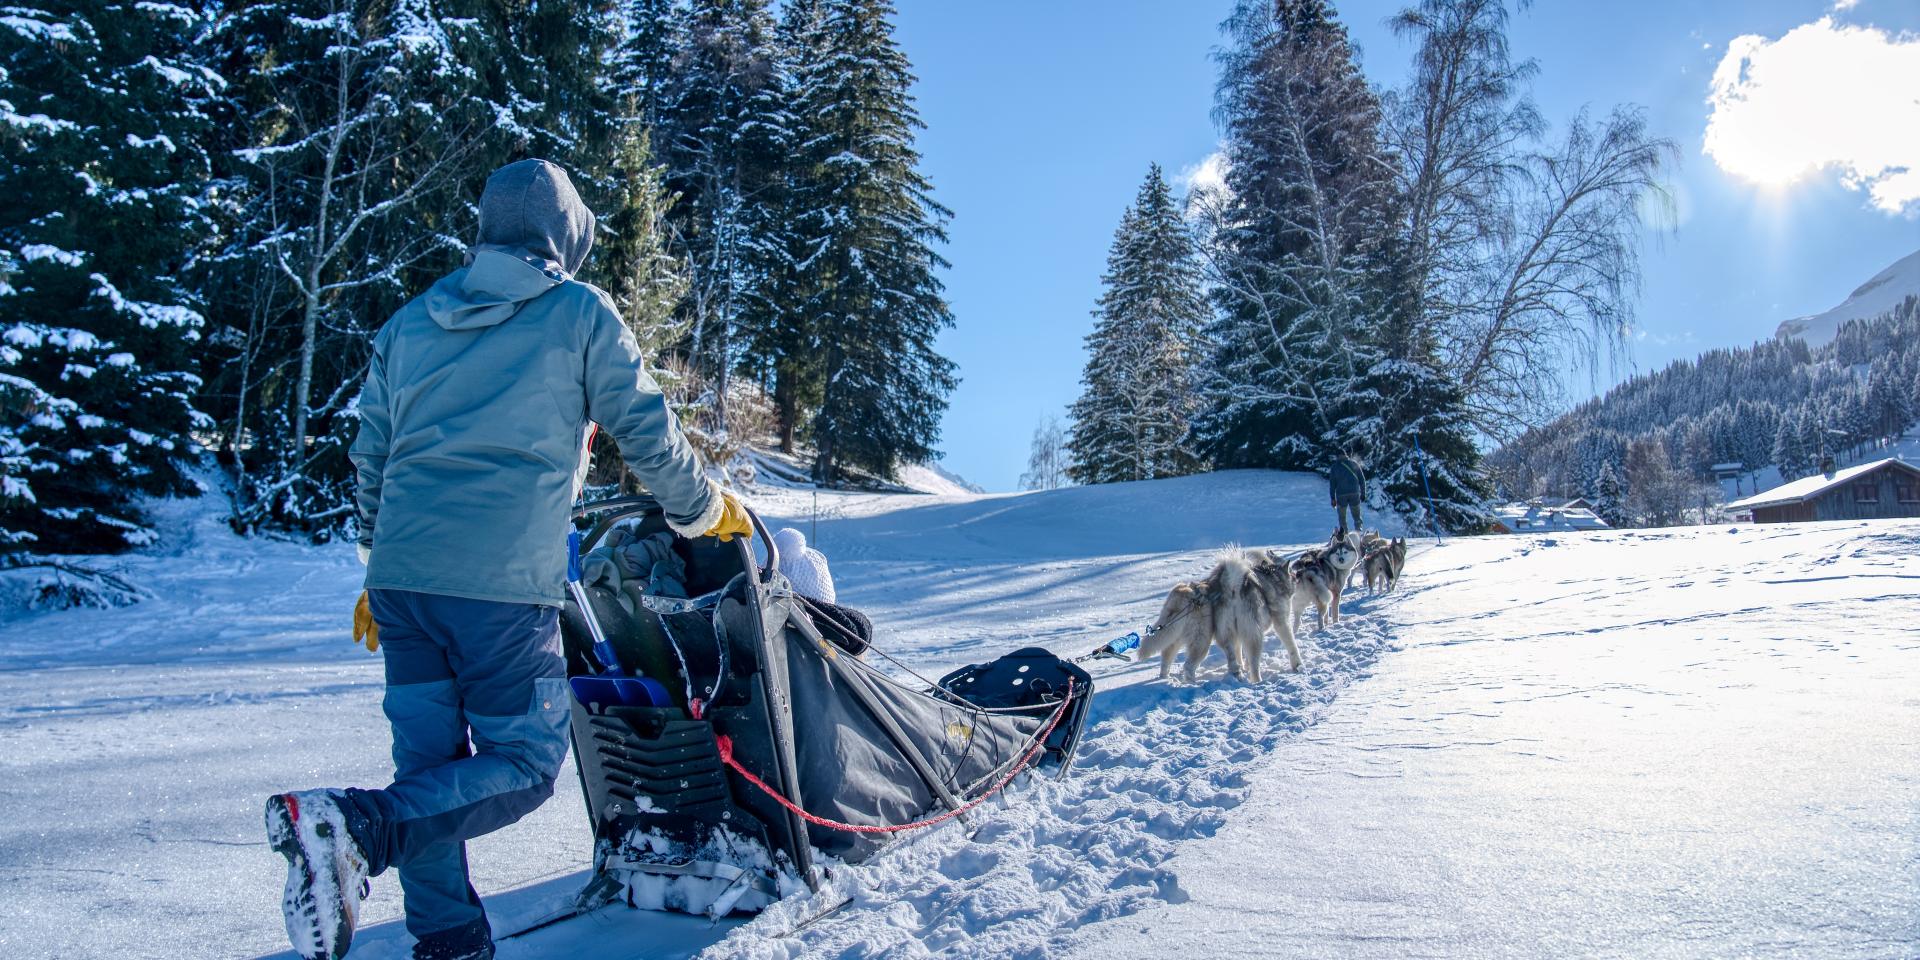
[1726,458,1920,524]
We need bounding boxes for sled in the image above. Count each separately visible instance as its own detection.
[558,495,1094,918]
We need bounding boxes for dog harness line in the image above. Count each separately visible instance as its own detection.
[713,679,1077,835]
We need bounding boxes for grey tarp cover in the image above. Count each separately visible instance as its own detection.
[776,601,1042,859]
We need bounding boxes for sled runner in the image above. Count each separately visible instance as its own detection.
[558,495,1094,919]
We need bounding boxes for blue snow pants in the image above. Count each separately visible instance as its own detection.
[340,589,570,952]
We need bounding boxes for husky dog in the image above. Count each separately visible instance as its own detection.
[1348,530,1387,589]
[1289,530,1362,632]
[1362,537,1407,595]
[1246,549,1303,673]
[1138,577,1216,684]
[1139,547,1296,683]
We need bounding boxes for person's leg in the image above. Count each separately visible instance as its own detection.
[1346,501,1364,532]
[340,590,490,944]
[341,591,568,950]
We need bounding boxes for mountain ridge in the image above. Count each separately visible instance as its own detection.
[1775,247,1920,346]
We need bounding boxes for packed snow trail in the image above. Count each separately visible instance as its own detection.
[0,471,1358,959]
[700,608,1396,960]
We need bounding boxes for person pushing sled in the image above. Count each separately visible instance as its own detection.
[263,160,750,960]
[264,159,1097,960]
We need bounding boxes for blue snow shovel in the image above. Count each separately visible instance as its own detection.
[565,529,673,711]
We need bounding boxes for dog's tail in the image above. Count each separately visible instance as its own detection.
[1213,545,1253,595]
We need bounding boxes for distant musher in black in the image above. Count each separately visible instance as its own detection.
[1329,447,1366,535]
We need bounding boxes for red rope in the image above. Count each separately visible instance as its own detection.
[714,679,1077,835]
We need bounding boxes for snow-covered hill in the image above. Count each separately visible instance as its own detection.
[1775,246,1920,346]
[0,476,1914,959]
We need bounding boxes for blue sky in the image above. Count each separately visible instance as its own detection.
[891,1,1920,492]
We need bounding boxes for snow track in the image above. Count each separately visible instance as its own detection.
[706,603,1397,960]
[5,475,1915,958]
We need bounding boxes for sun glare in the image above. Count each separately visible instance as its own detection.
[1703,17,1920,211]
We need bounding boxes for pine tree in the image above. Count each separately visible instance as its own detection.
[1,2,216,553]
[1771,407,1805,481]
[1359,350,1489,530]
[1066,165,1208,485]
[612,0,684,131]
[1190,0,1487,529]
[587,127,694,491]
[786,0,956,483]
[201,0,621,536]
[1193,0,1401,471]
[1590,459,1622,524]
[1866,355,1910,443]
[654,0,792,430]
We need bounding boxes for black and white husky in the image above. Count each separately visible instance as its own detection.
[1289,530,1362,633]
[1139,547,1302,683]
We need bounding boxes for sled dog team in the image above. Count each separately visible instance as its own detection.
[1139,530,1406,683]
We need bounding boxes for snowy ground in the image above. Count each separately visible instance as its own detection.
[0,473,1914,958]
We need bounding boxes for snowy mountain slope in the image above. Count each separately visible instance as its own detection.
[900,460,986,496]
[1,479,1915,959]
[1775,246,1920,346]
[739,448,984,497]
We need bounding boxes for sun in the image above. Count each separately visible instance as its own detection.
[1701,18,1920,212]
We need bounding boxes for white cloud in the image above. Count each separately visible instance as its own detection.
[1176,149,1229,199]
[1703,16,1920,214]
[1831,0,1859,10]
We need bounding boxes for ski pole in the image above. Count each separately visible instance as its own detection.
[566,529,619,673]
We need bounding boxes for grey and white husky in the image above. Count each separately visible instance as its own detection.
[1362,537,1407,595]
[1139,547,1302,683]
[1289,530,1362,632]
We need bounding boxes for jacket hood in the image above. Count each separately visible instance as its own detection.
[424,249,565,331]
[474,158,596,277]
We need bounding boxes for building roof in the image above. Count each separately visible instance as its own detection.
[1490,502,1611,533]
[1726,457,1920,512]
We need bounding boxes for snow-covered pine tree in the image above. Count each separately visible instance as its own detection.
[1193,0,1401,472]
[202,0,620,536]
[1591,459,1627,527]
[612,0,683,131]
[1192,0,1488,528]
[1778,405,1807,479]
[588,126,694,491]
[1357,346,1489,530]
[1066,164,1208,485]
[784,0,956,484]
[1735,399,1777,488]
[1,2,216,554]
[653,0,792,434]
[1866,355,1910,443]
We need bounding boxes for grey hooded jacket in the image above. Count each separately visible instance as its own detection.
[351,159,721,607]
[1329,456,1365,504]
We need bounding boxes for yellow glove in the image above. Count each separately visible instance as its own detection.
[704,492,754,543]
[352,591,380,653]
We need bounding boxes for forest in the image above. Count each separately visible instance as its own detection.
[1489,298,1920,526]
[7,0,1863,564]
[4,0,953,554]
